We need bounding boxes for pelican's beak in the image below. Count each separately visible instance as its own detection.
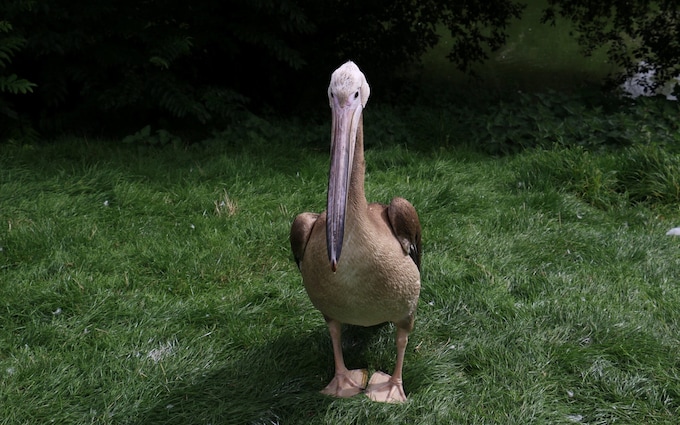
[326,96,362,272]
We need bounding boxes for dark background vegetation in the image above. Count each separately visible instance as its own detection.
[1,0,678,141]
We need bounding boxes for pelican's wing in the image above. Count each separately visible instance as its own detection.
[290,212,320,269]
[387,197,421,271]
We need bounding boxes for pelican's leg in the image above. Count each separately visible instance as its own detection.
[366,325,410,403]
[320,319,368,398]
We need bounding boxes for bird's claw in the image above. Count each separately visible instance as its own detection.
[320,369,368,398]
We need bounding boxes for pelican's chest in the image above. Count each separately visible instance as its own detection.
[300,218,420,326]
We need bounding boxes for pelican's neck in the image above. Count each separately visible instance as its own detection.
[348,115,367,215]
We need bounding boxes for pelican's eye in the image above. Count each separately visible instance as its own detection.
[354,91,359,99]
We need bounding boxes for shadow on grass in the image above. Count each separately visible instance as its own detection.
[133,323,407,424]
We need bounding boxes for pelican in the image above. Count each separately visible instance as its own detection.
[290,61,421,403]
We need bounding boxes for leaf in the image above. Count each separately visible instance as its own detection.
[0,74,36,94]
[149,56,170,69]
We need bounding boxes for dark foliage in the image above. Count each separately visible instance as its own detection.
[0,0,525,138]
[543,0,680,90]
[2,0,301,136]
[0,0,678,140]
[440,0,525,71]
[0,5,37,141]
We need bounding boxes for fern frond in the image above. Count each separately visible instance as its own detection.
[150,75,210,123]
[0,74,35,94]
[0,32,26,68]
[201,87,248,120]
[0,21,13,33]
[149,36,193,69]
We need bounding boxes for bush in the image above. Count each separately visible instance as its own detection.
[3,0,678,139]
[1,0,526,137]
[543,0,680,89]
[447,90,679,155]
[0,18,36,142]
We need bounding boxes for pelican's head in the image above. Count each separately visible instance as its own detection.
[326,61,370,272]
[327,61,370,109]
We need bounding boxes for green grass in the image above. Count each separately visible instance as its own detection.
[1,99,679,424]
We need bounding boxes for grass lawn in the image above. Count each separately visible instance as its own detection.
[1,94,680,424]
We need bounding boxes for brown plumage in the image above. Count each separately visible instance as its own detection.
[290,61,421,403]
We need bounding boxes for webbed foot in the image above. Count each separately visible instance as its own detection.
[365,371,407,403]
